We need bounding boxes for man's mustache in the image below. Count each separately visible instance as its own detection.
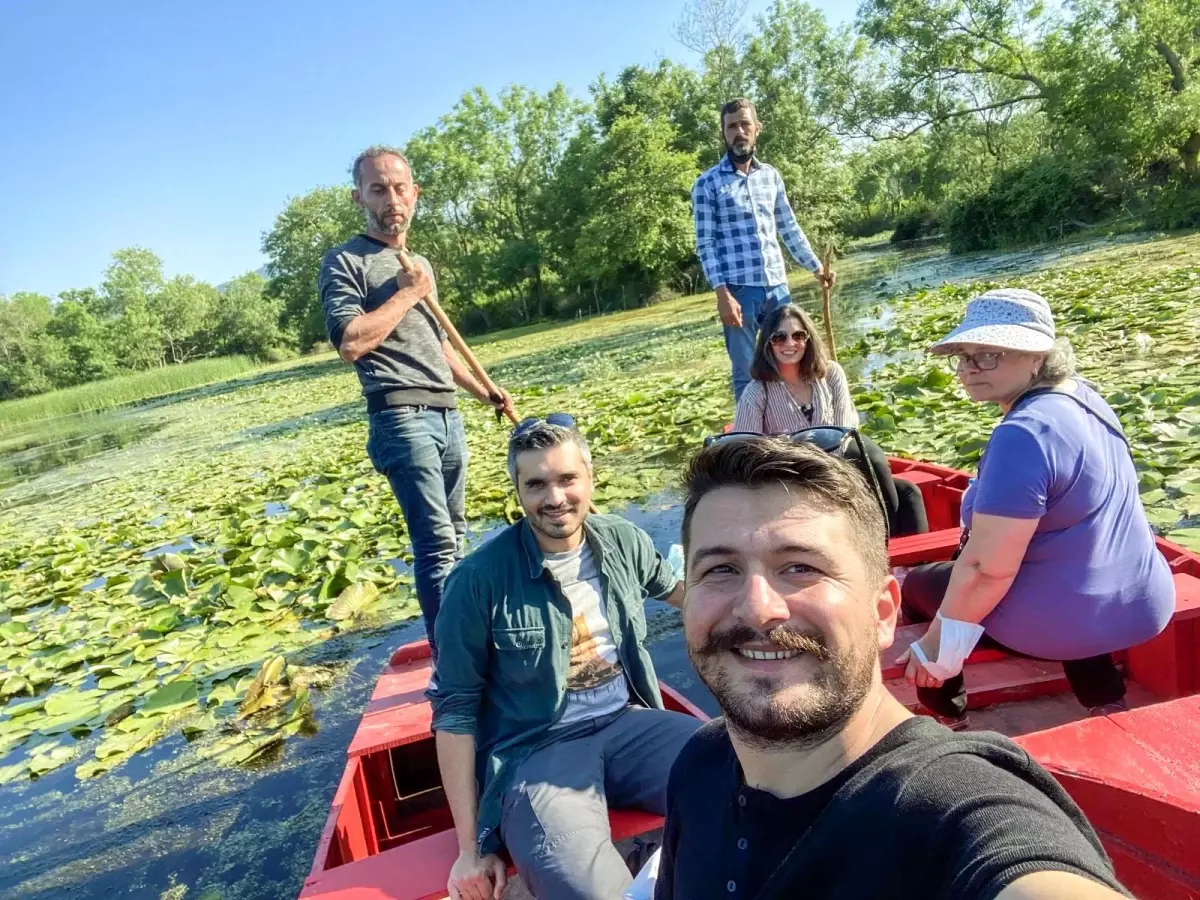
[698,623,830,661]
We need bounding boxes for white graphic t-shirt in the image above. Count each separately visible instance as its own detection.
[542,542,630,728]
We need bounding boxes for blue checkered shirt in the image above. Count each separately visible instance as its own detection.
[692,155,821,289]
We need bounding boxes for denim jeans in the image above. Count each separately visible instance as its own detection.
[500,706,701,899]
[366,406,467,659]
[723,283,791,402]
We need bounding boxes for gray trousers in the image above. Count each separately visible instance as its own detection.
[500,706,701,900]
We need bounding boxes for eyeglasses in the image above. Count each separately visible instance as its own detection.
[701,427,890,534]
[945,351,1006,372]
[770,330,809,346]
[512,412,576,437]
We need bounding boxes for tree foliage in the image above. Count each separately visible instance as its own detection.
[6,0,1198,399]
[0,251,289,400]
[261,186,360,350]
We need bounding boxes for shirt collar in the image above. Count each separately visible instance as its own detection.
[721,152,760,174]
[519,514,610,579]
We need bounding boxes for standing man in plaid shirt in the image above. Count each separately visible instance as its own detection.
[693,98,835,401]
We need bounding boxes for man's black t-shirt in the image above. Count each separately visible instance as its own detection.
[654,717,1127,900]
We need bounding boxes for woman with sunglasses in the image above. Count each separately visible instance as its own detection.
[732,303,926,537]
[733,303,856,434]
[899,288,1174,729]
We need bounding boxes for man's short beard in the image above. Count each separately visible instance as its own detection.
[527,504,585,544]
[367,208,408,236]
[689,622,876,750]
[726,140,756,163]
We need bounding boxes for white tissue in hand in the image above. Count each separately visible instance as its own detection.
[911,614,985,679]
[624,848,662,900]
[667,544,685,584]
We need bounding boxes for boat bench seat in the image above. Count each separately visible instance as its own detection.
[887,527,961,567]
[1125,570,1200,698]
[882,623,1071,710]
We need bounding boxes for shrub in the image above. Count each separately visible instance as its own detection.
[890,205,940,243]
[1144,177,1200,230]
[944,155,1125,253]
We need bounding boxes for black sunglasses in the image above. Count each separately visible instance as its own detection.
[702,427,890,533]
[512,412,576,437]
[703,426,852,452]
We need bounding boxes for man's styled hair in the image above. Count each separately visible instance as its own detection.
[720,98,758,128]
[681,438,888,581]
[507,422,593,484]
[351,145,411,187]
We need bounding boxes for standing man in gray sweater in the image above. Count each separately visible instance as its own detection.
[319,145,512,661]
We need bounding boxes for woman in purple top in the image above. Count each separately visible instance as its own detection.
[898,288,1174,728]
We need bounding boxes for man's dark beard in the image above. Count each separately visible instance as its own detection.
[726,138,756,164]
[688,622,875,750]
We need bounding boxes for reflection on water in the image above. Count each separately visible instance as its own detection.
[0,413,163,491]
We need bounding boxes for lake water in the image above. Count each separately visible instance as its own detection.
[0,237,1134,900]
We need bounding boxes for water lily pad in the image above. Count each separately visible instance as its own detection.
[327,582,378,621]
[139,678,198,716]
[29,743,78,776]
[5,696,46,718]
[153,553,187,573]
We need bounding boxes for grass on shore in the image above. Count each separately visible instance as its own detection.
[0,356,261,433]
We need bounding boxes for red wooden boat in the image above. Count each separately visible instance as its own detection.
[300,458,1200,900]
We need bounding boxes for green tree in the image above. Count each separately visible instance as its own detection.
[592,61,719,162]
[262,185,361,349]
[674,0,751,101]
[154,275,220,364]
[0,293,60,398]
[1049,0,1200,174]
[407,84,587,325]
[99,248,166,370]
[571,116,701,296]
[855,0,1053,137]
[741,0,862,241]
[213,272,287,358]
[45,299,117,385]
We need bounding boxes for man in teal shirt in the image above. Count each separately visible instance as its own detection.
[429,416,699,900]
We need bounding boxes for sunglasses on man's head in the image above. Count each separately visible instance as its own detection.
[770,329,809,346]
[512,412,576,437]
[700,426,889,531]
[703,426,853,452]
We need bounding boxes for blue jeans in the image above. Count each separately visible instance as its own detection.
[366,406,467,659]
[723,283,791,402]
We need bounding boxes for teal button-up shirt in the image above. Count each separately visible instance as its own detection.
[428,513,679,856]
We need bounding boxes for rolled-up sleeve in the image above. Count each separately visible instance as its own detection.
[692,176,724,289]
[774,170,821,273]
[428,563,489,735]
[318,249,365,350]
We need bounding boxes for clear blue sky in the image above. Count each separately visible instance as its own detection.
[0,0,853,298]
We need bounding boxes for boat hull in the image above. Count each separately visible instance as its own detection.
[300,456,1200,899]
